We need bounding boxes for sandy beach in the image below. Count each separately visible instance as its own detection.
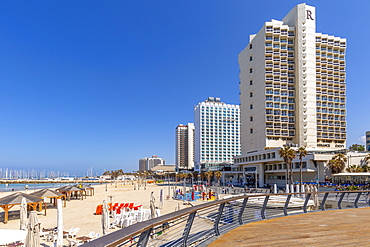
[0,182,208,246]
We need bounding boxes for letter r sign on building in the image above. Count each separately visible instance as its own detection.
[306,10,314,20]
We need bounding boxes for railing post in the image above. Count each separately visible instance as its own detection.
[261,196,269,219]
[238,198,248,225]
[338,192,346,209]
[283,194,292,216]
[303,193,311,213]
[321,193,329,211]
[182,211,196,247]
[354,192,361,208]
[137,228,152,247]
[214,203,225,236]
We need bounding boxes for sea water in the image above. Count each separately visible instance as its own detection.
[0,183,81,192]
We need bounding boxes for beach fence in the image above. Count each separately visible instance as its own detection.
[82,190,370,247]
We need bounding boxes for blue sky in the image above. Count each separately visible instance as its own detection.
[0,1,369,175]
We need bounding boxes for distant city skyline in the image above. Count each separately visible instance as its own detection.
[0,1,369,174]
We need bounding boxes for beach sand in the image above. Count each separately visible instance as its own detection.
[0,182,209,246]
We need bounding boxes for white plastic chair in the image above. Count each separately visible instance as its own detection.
[142,209,151,221]
[136,211,143,222]
[95,233,101,238]
[119,211,130,228]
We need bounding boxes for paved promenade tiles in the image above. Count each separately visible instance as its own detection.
[209,207,370,246]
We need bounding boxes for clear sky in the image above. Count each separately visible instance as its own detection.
[0,1,369,176]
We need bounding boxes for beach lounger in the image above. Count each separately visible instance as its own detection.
[46,232,57,242]
[64,227,75,238]
[87,231,95,238]
[69,227,79,238]
[67,238,82,247]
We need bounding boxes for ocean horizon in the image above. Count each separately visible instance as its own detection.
[0,182,95,192]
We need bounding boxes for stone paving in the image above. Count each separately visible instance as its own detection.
[209,207,370,246]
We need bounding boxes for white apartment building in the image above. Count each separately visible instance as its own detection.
[194,97,241,172]
[139,155,165,171]
[366,131,370,151]
[232,4,347,187]
[175,123,195,171]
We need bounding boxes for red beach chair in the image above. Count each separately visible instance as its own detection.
[95,204,103,215]
[110,203,118,211]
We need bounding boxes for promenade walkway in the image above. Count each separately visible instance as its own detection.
[209,207,370,246]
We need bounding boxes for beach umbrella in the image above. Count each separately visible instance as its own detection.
[25,211,41,247]
[56,199,64,246]
[20,197,27,230]
[0,192,42,223]
[150,191,156,219]
[102,200,109,235]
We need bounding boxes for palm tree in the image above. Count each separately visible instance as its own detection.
[296,147,308,191]
[328,153,347,174]
[279,146,296,185]
[346,165,362,173]
[205,171,213,186]
[364,153,370,165]
[200,172,206,183]
[214,171,222,186]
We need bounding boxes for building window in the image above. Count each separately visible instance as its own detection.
[250,104,253,109]
[250,44,252,49]
[250,68,253,73]
[250,56,253,61]
[250,80,253,85]
[250,128,253,134]
[250,116,253,121]
[250,92,253,97]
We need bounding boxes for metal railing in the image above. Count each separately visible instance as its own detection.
[82,190,370,247]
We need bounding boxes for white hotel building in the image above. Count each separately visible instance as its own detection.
[231,4,348,187]
[194,97,241,172]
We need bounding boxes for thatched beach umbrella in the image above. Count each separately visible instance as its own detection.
[0,192,43,223]
[20,197,27,230]
[25,211,41,247]
[29,189,65,200]
[102,200,109,235]
[56,199,64,246]
[79,184,95,196]
[56,185,84,201]
[29,189,66,211]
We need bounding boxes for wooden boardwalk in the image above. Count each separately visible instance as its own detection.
[209,207,370,246]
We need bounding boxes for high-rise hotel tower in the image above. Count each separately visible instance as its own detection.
[238,3,346,153]
[194,97,241,172]
[175,123,195,171]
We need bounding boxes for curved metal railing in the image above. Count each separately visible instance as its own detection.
[82,190,370,247]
